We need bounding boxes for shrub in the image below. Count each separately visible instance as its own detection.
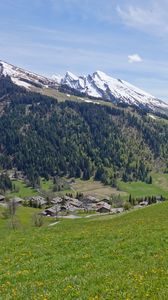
[32,213,44,227]
[123,202,132,211]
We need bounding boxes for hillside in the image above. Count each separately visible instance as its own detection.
[0,76,168,186]
[1,203,168,299]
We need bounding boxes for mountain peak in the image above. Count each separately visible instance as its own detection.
[65,71,78,80]
[93,70,109,80]
[52,69,168,111]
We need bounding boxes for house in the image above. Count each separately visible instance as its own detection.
[68,198,82,208]
[111,207,124,214]
[96,201,111,213]
[8,170,25,180]
[61,203,79,212]
[44,205,61,216]
[62,197,83,211]
[51,197,62,205]
[31,196,47,207]
[139,201,148,206]
[83,203,97,212]
[83,196,99,203]
[0,194,5,202]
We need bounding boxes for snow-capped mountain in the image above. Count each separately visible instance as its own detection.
[55,70,168,111]
[0,60,57,89]
[0,59,168,112]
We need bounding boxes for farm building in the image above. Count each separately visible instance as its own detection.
[68,198,82,208]
[51,197,62,205]
[31,196,47,207]
[83,196,99,203]
[96,201,111,213]
[44,205,61,216]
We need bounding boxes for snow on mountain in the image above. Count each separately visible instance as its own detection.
[0,59,167,112]
[51,74,63,84]
[54,70,168,111]
[0,60,57,89]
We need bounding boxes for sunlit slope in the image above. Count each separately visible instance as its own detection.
[1,203,168,299]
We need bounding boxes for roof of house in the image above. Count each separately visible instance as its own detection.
[51,197,62,204]
[139,201,148,206]
[96,201,111,211]
[84,203,97,210]
[45,205,61,214]
[31,196,46,205]
[68,198,82,207]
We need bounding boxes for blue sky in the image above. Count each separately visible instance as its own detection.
[0,0,168,100]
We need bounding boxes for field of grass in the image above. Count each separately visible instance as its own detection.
[39,177,127,199]
[118,172,168,199]
[40,179,54,192]
[41,88,118,107]
[0,202,168,299]
[7,180,38,199]
[71,178,127,199]
[0,206,53,230]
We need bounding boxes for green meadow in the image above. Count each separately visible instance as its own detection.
[118,172,168,199]
[40,179,54,192]
[1,203,168,299]
[7,180,38,199]
[5,172,168,201]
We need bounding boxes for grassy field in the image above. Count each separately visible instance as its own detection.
[38,177,127,199]
[40,179,54,192]
[71,178,127,199]
[0,203,168,299]
[118,172,168,199]
[0,206,52,230]
[7,180,38,199]
[41,88,114,106]
[65,173,168,200]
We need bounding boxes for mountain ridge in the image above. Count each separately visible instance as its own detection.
[0,59,168,113]
[57,70,168,111]
[0,60,57,89]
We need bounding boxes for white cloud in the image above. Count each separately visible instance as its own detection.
[128,54,143,63]
[117,1,168,36]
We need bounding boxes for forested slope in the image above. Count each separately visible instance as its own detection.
[0,75,168,185]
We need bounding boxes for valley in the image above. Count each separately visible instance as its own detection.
[1,0,168,299]
[1,61,168,299]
